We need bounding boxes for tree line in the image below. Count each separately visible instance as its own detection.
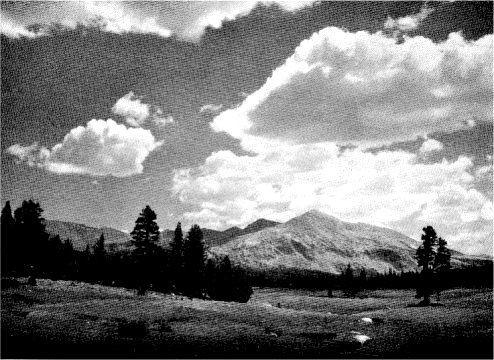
[1,200,252,303]
[2,200,491,305]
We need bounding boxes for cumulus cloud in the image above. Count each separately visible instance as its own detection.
[112,92,151,127]
[111,92,172,128]
[384,4,434,32]
[182,1,316,39]
[1,1,315,40]
[210,28,492,148]
[7,119,163,177]
[200,104,224,114]
[0,16,48,38]
[419,138,444,153]
[82,1,172,38]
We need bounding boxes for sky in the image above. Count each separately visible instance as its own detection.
[1,1,492,255]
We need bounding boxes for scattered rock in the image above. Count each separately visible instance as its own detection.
[353,334,371,344]
[361,317,373,324]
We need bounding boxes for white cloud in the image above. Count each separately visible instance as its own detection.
[0,16,48,38]
[82,1,172,38]
[419,139,444,153]
[7,119,163,177]
[384,4,434,32]
[111,92,173,128]
[210,28,492,149]
[182,1,316,39]
[200,104,224,113]
[112,92,151,127]
[173,141,492,255]
[1,1,315,40]
[152,115,174,127]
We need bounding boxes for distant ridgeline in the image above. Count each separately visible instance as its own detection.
[2,200,492,297]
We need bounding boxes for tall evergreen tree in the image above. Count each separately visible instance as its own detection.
[14,200,50,280]
[415,226,438,305]
[93,233,106,258]
[342,264,357,297]
[1,201,16,273]
[130,205,161,294]
[170,222,184,291]
[183,225,207,298]
[91,233,106,283]
[434,236,451,300]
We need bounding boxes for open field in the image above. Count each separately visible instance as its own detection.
[2,278,492,358]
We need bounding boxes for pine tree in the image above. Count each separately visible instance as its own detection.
[342,264,356,297]
[182,225,206,298]
[434,236,451,300]
[94,233,106,258]
[415,226,438,305]
[92,234,106,283]
[1,201,16,273]
[170,222,184,291]
[14,200,50,280]
[130,206,161,294]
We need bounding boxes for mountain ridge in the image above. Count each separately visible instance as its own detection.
[211,210,477,274]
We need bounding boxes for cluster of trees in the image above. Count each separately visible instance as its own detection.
[3,200,490,306]
[1,200,252,303]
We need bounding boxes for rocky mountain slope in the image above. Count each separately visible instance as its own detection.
[212,210,422,274]
[45,220,131,251]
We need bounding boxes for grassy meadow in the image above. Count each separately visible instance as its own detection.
[2,278,492,358]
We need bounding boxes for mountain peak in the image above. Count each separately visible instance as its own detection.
[288,209,341,225]
[243,218,280,233]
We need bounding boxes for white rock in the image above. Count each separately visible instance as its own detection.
[361,317,373,323]
[353,334,371,344]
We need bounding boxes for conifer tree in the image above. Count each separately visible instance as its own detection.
[93,233,106,258]
[170,222,184,291]
[92,234,106,283]
[415,226,438,305]
[130,206,161,294]
[1,201,16,273]
[182,225,206,298]
[14,200,50,280]
[434,236,451,300]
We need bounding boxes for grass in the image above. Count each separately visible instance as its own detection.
[1,278,492,358]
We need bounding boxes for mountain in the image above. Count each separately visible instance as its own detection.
[212,210,422,274]
[45,220,132,251]
[161,219,280,248]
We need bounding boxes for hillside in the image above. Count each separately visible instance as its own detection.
[161,219,280,248]
[45,220,131,251]
[213,210,422,274]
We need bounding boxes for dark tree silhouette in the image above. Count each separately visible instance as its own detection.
[14,200,50,282]
[93,233,106,258]
[342,264,357,297]
[415,226,440,305]
[170,222,184,291]
[205,254,253,303]
[130,206,161,294]
[1,201,16,273]
[182,225,207,298]
[434,236,451,300]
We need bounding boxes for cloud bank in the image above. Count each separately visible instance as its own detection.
[173,142,492,255]
[211,28,492,148]
[1,1,316,40]
[7,119,163,177]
